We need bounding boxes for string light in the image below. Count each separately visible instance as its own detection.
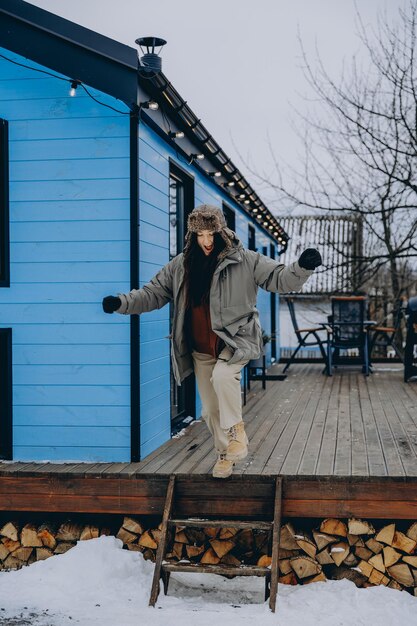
[168,130,184,139]
[0,54,288,246]
[141,100,159,110]
[69,80,80,97]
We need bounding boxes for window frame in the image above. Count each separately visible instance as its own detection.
[248,224,256,251]
[222,203,236,232]
[168,160,196,432]
[0,119,10,288]
[0,328,12,460]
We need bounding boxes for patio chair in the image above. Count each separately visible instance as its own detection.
[369,299,405,361]
[327,296,370,376]
[282,297,328,373]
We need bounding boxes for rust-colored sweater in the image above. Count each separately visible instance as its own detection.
[189,300,223,358]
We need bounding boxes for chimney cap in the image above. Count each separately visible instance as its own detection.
[135,37,167,51]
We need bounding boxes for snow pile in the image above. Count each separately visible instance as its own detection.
[0,535,416,625]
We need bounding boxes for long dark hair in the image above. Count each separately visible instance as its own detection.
[183,232,226,308]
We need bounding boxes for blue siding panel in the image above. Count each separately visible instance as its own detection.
[12,242,128,263]
[140,427,171,460]
[11,158,130,181]
[11,219,129,241]
[140,391,170,424]
[0,47,131,461]
[10,262,130,283]
[13,344,129,365]
[10,137,130,160]
[14,405,130,427]
[13,447,130,462]
[138,127,171,459]
[11,323,129,345]
[14,385,130,406]
[15,425,130,448]
[140,373,170,405]
[141,409,171,442]
[11,199,132,222]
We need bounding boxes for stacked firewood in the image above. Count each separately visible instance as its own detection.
[116,517,270,568]
[276,518,417,594]
[2,516,417,595]
[116,516,417,594]
[0,520,111,571]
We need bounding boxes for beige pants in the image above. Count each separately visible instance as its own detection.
[192,346,248,454]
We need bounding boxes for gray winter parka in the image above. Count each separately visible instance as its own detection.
[116,234,313,384]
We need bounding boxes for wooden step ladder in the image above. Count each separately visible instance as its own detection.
[149,475,283,612]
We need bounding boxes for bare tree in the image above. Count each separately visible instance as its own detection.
[255,2,417,304]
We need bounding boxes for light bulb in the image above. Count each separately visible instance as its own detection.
[69,80,79,97]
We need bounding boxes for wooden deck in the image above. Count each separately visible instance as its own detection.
[1,363,417,520]
[139,363,417,478]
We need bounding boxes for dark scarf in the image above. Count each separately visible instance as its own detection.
[185,234,226,308]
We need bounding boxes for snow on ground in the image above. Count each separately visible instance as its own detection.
[0,535,416,626]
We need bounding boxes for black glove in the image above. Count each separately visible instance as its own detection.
[102,295,121,314]
[298,248,322,270]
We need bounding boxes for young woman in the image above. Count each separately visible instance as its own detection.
[102,204,321,478]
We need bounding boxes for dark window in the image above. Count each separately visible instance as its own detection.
[248,224,256,251]
[270,243,277,360]
[169,162,195,432]
[223,203,236,231]
[0,329,12,459]
[0,119,9,288]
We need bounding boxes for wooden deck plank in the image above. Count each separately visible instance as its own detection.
[249,367,319,474]
[373,371,417,476]
[365,374,406,476]
[298,370,338,475]
[238,368,311,475]
[157,422,213,474]
[268,369,328,475]
[101,463,134,475]
[357,375,388,476]
[1,472,417,519]
[0,462,44,474]
[240,366,314,475]
[333,372,352,476]
[349,373,369,476]
[315,374,341,475]
[137,420,209,474]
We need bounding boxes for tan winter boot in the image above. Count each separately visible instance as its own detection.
[212,453,234,478]
[225,421,249,461]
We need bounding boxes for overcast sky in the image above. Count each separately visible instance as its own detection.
[29,0,400,213]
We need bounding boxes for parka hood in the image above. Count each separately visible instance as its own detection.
[217,228,244,262]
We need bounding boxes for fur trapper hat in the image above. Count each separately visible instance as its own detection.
[186,204,227,233]
[184,204,236,258]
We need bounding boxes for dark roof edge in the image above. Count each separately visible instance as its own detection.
[0,0,136,68]
[142,71,289,244]
[0,0,139,108]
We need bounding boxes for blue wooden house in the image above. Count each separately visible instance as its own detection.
[0,0,289,463]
